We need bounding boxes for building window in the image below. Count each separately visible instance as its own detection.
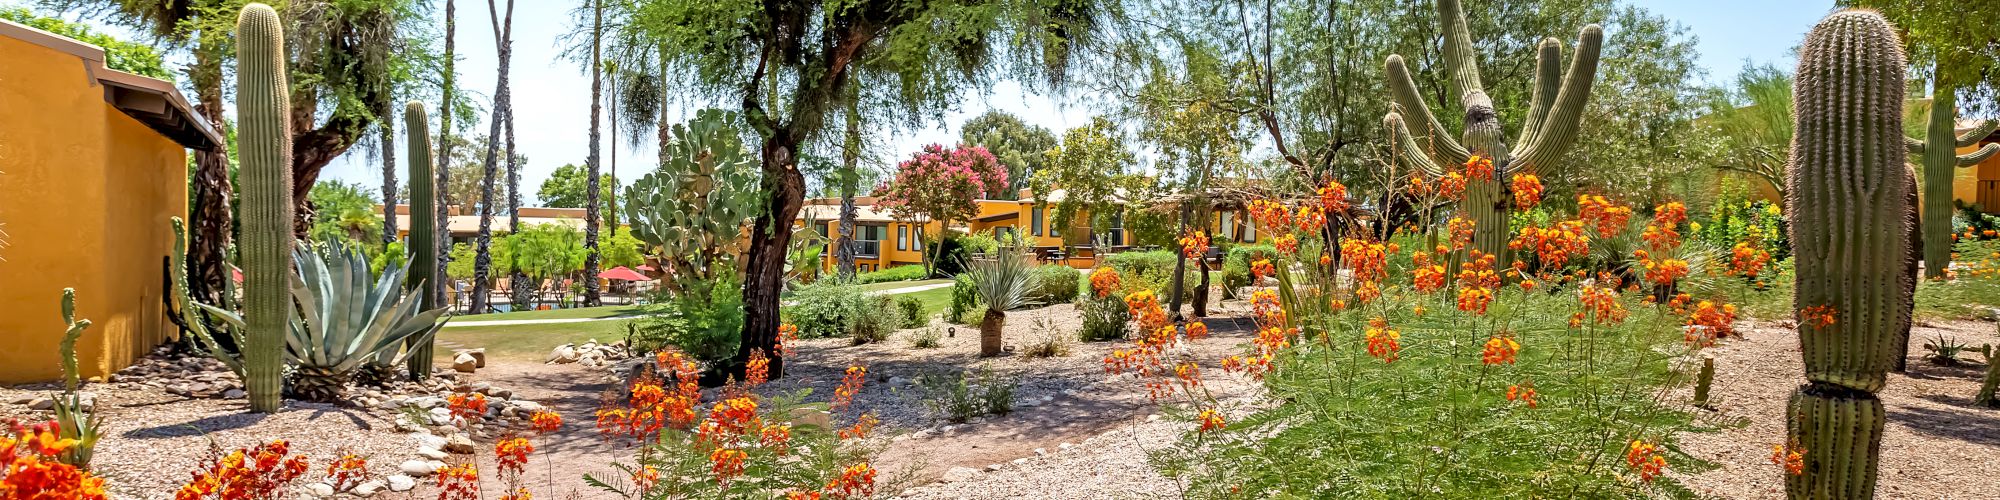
[1031,205,1044,236]
[1220,212,1235,241]
[897,226,908,251]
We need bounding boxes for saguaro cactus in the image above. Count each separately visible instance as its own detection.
[405,101,439,379]
[234,3,293,413]
[1784,10,1914,499]
[1906,68,1999,280]
[1384,0,1602,260]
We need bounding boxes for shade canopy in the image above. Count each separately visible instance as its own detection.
[598,266,649,281]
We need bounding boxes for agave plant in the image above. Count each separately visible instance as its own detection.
[202,240,448,402]
[966,245,1039,357]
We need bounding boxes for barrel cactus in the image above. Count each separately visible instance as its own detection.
[1784,10,1914,499]
[405,101,440,379]
[1906,72,1999,280]
[234,3,294,413]
[1383,0,1602,260]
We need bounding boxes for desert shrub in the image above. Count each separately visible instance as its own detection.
[786,280,869,338]
[1221,244,1278,295]
[948,274,981,323]
[1030,265,1082,304]
[931,234,974,276]
[856,264,928,284]
[911,368,1017,423]
[631,276,745,362]
[849,296,897,345]
[909,325,944,349]
[1022,314,1073,358]
[1105,250,1193,302]
[896,296,926,328]
[1077,293,1131,342]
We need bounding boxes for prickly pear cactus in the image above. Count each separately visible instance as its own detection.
[1383,0,1602,260]
[405,101,438,379]
[233,3,293,414]
[1783,10,1913,499]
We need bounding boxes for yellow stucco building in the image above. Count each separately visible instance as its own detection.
[1947,121,2000,214]
[801,190,1135,273]
[0,20,220,383]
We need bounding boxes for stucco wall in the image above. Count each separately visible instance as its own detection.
[0,35,187,383]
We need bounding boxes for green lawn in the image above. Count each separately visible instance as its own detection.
[858,278,950,293]
[452,304,646,322]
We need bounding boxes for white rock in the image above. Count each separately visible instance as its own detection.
[386,475,418,492]
[1058,442,1074,451]
[413,434,448,451]
[222,389,247,399]
[305,482,335,497]
[9,396,33,405]
[548,345,578,364]
[1146,414,1162,422]
[1033,448,1047,456]
[1011,458,1029,465]
[445,434,476,454]
[986,463,1005,471]
[427,407,452,425]
[452,353,479,373]
[416,447,447,460]
[352,479,386,497]
[398,459,443,476]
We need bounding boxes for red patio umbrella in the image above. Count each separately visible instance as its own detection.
[636,264,655,271]
[598,266,650,281]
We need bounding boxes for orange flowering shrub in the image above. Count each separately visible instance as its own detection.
[529,410,563,433]
[1410,251,1447,293]
[1480,334,1521,365]
[1274,233,1300,255]
[707,448,747,485]
[1573,284,1628,327]
[778,323,800,357]
[1684,300,1739,346]
[1088,267,1122,298]
[745,348,771,388]
[597,349,704,442]
[1505,382,1538,408]
[1295,205,1328,233]
[1247,199,1292,230]
[1624,440,1667,482]
[1250,259,1276,282]
[1179,230,1210,259]
[1510,174,1543,208]
[1727,240,1772,278]
[1455,251,1500,315]
[1318,179,1350,212]
[1509,220,1590,272]
[495,437,533,477]
[831,365,868,413]
[323,452,368,493]
[822,463,877,499]
[1799,304,1838,329]
[435,463,479,500]
[1640,257,1689,288]
[175,440,309,500]
[1577,195,1632,238]
[1462,155,1495,181]
[446,392,489,426]
[1770,440,1806,476]
[1363,317,1401,363]
[2,420,106,500]
[837,414,878,440]
[1196,408,1227,433]
[1438,172,1468,200]
[1340,239,1390,283]
[1446,216,1476,250]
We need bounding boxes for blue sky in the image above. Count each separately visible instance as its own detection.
[10,0,1836,204]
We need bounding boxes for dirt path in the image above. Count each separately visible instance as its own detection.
[1670,319,2000,499]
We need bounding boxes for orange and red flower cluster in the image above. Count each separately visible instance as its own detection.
[447,392,489,425]
[1364,317,1402,363]
[1572,284,1628,327]
[1089,267,1122,298]
[1411,251,1447,293]
[1340,239,1391,283]
[1318,179,1350,213]
[323,452,368,492]
[3,420,106,500]
[1684,300,1740,346]
[1480,333,1521,365]
[745,348,771,388]
[175,440,309,500]
[1446,216,1477,250]
[831,365,868,413]
[1770,441,1806,476]
[1636,252,1690,288]
[435,463,479,500]
[1505,382,1539,408]
[1577,195,1632,238]
[1624,440,1667,482]
[1727,240,1772,278]
[1250,259,1276,282]
[1247,199,1292,231]
[1510,173,1543,208]
[1510,220,1590,272]
[1799,304,1838,329]
[494,437,533,477]
[1463,155,1496,181]
[1178,230,1210,259]
[1640,201,1688,252]
[1438,172,1468,200]
[597,349,704,441]
[1455,251,1500,315]
[1196,408,1227,434]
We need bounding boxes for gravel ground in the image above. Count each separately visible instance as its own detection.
[1669,318,2000,499]
[0,384,414,499]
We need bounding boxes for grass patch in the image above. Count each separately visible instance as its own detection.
[857,278,951,293]
[434,319,636,361]
[453,304,646,322]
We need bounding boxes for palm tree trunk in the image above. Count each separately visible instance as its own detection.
[187,44,236,344]
[471,0,515,314]
[581,0,604,308]
[380,118,398,245]
[434,0,458,312]
[980,309,1006,357]
[507,82,530,310]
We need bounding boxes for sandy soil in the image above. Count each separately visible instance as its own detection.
[1669,319,2000,499]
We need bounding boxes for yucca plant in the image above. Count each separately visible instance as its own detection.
[202,240,449,402]
[965,246,1039,357]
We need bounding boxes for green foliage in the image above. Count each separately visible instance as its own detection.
[908,325,944,349]
[856,265,927,285]
[960,111,1058,198]
[849,296,898,345]
[1693,199,1788,261]
[369,241,407,276]
[1036,117,1141,235]
[1840,0,2000,113]
[507,223,588,282]
[785,281,870,339]
[600,230,646,269]
[1697,63,1795,200]
[911,368,1018,423]
[234,3,292,413]
[896,296,926,329]
[53,289,100,467]
[949,274,980,324]
[1030,265,1082,304]
[1559,6,1711,208]
[0,7,169,79]
[1915,239,2000,321]
[434,134,523,211]
[1105,250,1193,303]
[624,110,762,294]
[632,276,745,362]
[537,162,617,208]
[1076,293,1130,342]
[1222,244,1279,295]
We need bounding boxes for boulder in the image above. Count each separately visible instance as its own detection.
[452,353,478,373]
[548,345,579,364]
[416,447,447,460]
[790,408,832,428]
[305,482,335,497]
[397,459,443,476]
[444,434,476,454]
[26,398,53,411]
[386,475,417,492]
[352,479,386,497]
[943,467,983,482]
[455,349,487,368]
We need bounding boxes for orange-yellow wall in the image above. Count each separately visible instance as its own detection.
[819,200,1133,272]
[1952,141,2000,213]
[0,35,187,383]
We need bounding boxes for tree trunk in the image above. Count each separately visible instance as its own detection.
[380,118,399,245]
[507,80,530,310]
[187,45,236,345]
[736,135,807,380]
[1166,204,1191,321]
[470,0,514,315]
[581,0,604,308]
[434,0,457,312]
[980,309,1006,357]
[836,99,861,279]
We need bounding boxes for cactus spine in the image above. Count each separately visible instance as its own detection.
[234,3,293,413]
[1784,11,1913,499]
[405,101,439,379]
[1906,67,2000,280]
[1384,0,1601,260]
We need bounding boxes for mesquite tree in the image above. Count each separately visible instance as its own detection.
[1383,0,1602,261]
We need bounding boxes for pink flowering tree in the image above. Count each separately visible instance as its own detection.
[873,144,1009,276]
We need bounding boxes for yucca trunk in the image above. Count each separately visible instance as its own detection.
[1783,11,1912,499]
[234,3,294,414]
[980,310,1006,357]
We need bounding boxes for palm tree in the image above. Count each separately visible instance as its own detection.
[581,0,605,307]
[966,247,1038,357]
[470,0,516,314]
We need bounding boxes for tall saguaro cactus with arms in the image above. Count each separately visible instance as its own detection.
[1383,0,1602,260]
[405,101,440,379]
[1784,11,1914,499]
[234,3,294,413]
[1906,69,1999,280]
